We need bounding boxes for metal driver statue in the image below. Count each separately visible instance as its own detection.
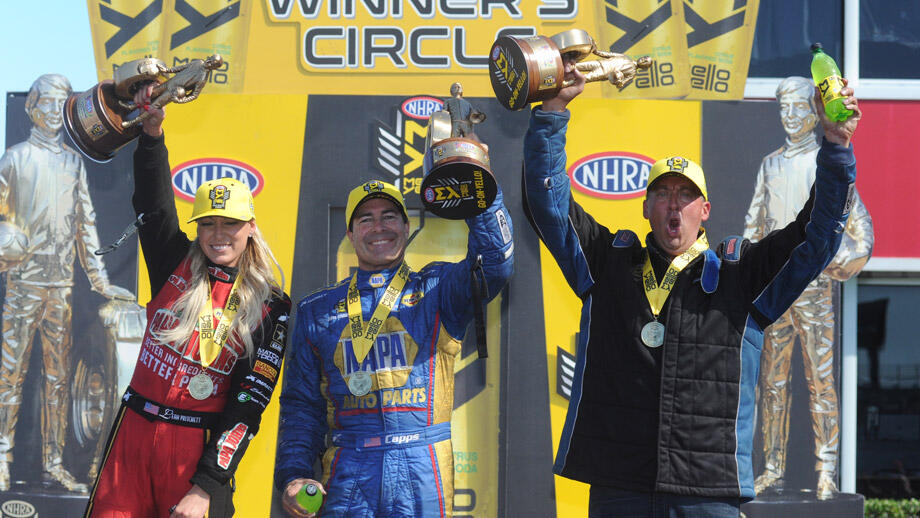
[118,54,224,128]
[574,52,652,89]
[745,76,873,500]
[0,74,134,493]
[444,82,486,141]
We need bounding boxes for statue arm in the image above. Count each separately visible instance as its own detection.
[574,60,606,83]
[172,83,202,104]
[824,189,874,281]
[593,49,623,59]
[161,62,189,74]
[743,161,768,241]
[0,150,14,218]
[73,160,113,294]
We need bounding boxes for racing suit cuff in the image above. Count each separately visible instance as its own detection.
[282,474,310,493]
[818,137,856,168]
[532,105,571,129]
[190,469,225,497]
[137,131,165,150]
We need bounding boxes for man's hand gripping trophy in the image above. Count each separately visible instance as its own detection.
[489,29,651,111]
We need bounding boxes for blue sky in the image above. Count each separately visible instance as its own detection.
[1,3,96,149]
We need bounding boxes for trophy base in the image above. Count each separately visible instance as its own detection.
[422,138,496,219]
[490,35,564,111]
[741,491,864,518]
[63,80,140,163]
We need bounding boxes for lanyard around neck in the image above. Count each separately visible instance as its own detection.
[346,263,410,365]
[197,276,242,369]
[641,233,709,318]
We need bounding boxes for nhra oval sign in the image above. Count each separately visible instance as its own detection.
[568,151,654,199]
[171,158,264,202]
[400,96,444,120]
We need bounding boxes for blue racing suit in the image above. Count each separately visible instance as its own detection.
[275,191,513,516]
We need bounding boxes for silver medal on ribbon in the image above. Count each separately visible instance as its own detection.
[348,371,372,396]
[188,372,214,400]
[641,321,665,348]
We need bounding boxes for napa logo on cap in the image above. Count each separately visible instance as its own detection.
[171,158,264,202]
[400,96,444,120]
[567,151,654,199]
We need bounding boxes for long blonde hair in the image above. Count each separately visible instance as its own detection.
[153,225,284,359]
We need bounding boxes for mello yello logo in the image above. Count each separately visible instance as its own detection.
[567,152,654,199]
[171,158,264,202]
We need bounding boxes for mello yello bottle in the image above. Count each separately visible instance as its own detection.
[296,483,323,514]
[810,43,853,122]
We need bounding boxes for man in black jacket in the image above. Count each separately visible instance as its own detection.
[522,61,861,516]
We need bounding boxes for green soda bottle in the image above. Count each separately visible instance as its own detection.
[810,43,853,122]
[296,483,323,514]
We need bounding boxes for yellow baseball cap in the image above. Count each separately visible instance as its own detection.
[647,156,708,200]
[345,180,408,230]
[188,177,256,223]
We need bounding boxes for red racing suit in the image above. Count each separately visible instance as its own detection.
[84,133,291,517]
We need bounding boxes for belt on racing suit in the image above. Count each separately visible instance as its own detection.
[331,422,451,452]
[122,386,219,429]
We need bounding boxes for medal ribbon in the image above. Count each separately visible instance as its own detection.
[642,232,709,318]
[197,276,242,369]
[347,263,410,365]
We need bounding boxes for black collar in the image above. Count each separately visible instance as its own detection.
[207,261,239,283]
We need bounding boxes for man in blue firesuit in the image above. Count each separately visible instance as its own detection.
[275,180,513,517]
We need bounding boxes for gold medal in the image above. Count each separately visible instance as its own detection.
[188,372,214,400]
[640,233,708,348]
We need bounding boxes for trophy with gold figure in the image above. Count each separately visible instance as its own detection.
[489,29,653,111]
[63,54,223,162]
[420,82,496,219]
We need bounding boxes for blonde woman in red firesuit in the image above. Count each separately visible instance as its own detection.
[84,85,291,517]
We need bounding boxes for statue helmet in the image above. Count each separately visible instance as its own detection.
[0,221,30,272]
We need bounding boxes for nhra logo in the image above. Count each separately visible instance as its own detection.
[400,96,444,120]
[373,98,438,195]
[567,152,654,200]
[1,500,36,517]
[171,158,264,202]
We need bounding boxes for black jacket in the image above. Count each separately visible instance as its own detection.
[523,107,856,499]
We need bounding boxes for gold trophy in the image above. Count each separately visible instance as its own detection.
[420,83,496,219]
[63,55,223,163]
[489,29,653,111]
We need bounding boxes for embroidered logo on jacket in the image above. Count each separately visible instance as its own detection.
[168,274,189,291]
[216,423,249,469]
